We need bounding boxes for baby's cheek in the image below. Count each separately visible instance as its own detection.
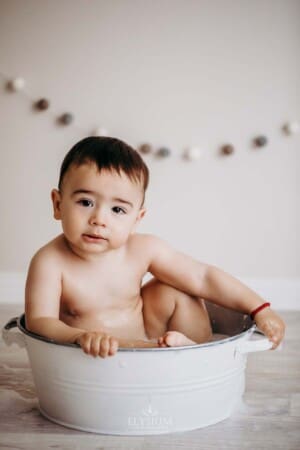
[115,226,132,242]
[109,234,128,249]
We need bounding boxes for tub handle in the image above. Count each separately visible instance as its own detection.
[236,328,281,354]
[2,316,26,348]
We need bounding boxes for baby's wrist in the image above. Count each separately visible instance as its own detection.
[72,332,84,344]
[250,302,271,320]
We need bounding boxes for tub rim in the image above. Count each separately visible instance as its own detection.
[5,313,257,352]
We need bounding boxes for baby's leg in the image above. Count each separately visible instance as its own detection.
[141,278,212,347]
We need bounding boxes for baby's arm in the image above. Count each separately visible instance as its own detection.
[25,250,85,343]
[196,265,285,348]
[25,249,158,357]
[25,249,119,357]
[145,235,285,348]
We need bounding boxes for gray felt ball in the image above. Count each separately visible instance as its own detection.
[156,147,171,158]
[254,135,268,147]
[59,113,74,125]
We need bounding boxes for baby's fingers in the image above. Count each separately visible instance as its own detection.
[90,335,102,357]
[99,335,112,358]
[269,334,280,349]
[267,328,284,350]
[98,335,119,358]
[79,333,93,355]
[108,337,119,356]
[76,333,119,358]
[255,309,285,350]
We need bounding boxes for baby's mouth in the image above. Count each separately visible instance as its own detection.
[83,234,107,241]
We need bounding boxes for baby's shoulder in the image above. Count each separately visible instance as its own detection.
[29,234,67,269]
[127,233,165,256]
[127,232,154,246]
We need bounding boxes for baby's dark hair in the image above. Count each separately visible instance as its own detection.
[58,136,149,197]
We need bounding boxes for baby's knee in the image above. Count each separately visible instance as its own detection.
[141,279,177,322]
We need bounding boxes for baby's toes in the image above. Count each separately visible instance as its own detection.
[157,336,168,347]
[163,331,188,347]
[165,331,197,347]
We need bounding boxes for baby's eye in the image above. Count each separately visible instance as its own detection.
[77,199,94,207]
[112,206,126,215]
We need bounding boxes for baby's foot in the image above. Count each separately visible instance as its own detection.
[157,331,196,347]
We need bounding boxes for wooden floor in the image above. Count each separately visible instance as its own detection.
[0,304,299,450]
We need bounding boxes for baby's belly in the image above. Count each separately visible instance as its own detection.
[60,297,148,340]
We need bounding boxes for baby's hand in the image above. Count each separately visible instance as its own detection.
[75,331,119,358]
[254,307,285,349]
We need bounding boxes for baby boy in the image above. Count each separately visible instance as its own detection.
[25,137,285,358]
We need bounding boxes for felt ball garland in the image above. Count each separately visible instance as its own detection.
[58,113,74,125]
[183,147,203,160]
[34,98,50,110]
[156,147,171,158]
[221,144,235,156]
[138,143,153,154]
[254,136,268,148]
[283,121,300,135]
[93,127,108,137]
[1,71,299,162]
[7,77,25,92]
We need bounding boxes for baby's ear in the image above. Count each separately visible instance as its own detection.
[51,189,62,220]
[136,207,146,223]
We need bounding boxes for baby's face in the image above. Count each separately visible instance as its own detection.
[51,163,146,258]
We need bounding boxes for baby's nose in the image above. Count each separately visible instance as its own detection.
[89,207,107,226]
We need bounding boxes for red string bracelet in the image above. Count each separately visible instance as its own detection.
[250,302,271,320]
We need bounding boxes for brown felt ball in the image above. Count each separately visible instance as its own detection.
[138,143,153,154]
[35,98,50,110]
[221,144,235,155]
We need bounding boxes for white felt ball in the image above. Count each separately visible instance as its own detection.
[184,147,203,161]
[9,77,26,91]
[93,127,108,137]
[283,121,300,135]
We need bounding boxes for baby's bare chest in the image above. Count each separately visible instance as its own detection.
[60,259,145,316]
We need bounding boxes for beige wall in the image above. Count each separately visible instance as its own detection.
[0,0,299,277]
